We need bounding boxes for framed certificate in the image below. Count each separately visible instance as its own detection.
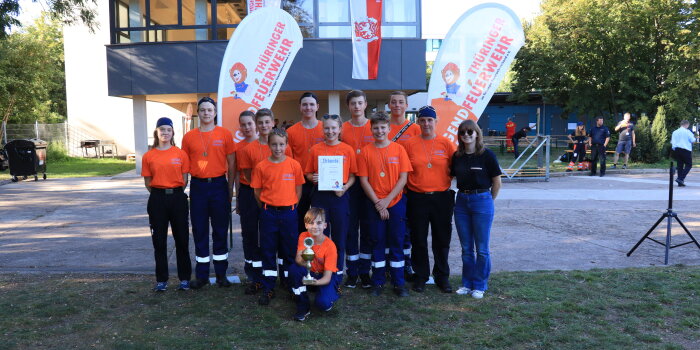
[318,156,343,191]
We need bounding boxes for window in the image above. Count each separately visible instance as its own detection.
[111,0,420,43]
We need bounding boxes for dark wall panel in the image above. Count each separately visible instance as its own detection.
[106,39,426,95]
[281,40,335,91]
[196,42,227,92]
[130,44,198,95]
[401,40,427,90]
[106,46,134,96]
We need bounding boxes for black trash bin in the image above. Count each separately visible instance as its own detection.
[5,139,47,182]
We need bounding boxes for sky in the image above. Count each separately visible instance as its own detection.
[422,0,542,38]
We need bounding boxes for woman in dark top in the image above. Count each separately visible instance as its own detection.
[450,120,502,299]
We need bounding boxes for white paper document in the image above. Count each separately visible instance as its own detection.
[318,156,343,191]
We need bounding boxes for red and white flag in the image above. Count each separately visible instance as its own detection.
[350,0,382,80]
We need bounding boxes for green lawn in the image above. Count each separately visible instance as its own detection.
[2,266,698,349]
[0,157,135,181]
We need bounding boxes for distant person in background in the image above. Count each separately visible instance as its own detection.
[142,117,191,292]
[611,113,636,169]
[566,122,588,172]
[671,120,695,187]
[505,117,516,153]
[511,126,531,158]
[587,116,611,177]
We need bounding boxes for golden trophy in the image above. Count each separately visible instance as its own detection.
[301,237,316,285]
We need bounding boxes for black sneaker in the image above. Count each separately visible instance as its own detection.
[190,278,209,290]
[343,275,358,289]
[293,308,311,322]
[370,285,383,296]
[622,164,627,169]
[216,276,232,288]
[244,282,263,295]
[360,274,372,289]
[610,164,617,169]
[412,281,425,293]
[258,290,275,305]
[394,286,409,297]
[436,281,453,293]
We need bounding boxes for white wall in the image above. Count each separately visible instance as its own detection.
[63,0,184,155]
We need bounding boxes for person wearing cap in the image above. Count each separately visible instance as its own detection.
[181,97,237,289]
[611,113,636,170]
[566,122,588,172]
[142,117,192,292]
[451,119,502,299]
[403,106,456,293]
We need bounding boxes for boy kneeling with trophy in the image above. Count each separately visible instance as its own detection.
[289,207,340,321]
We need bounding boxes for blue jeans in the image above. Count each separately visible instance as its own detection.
[453,191,494,291]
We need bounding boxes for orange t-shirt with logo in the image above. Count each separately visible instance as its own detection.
[297,232,338,273]
[182,126,236,178]
[286,121,324,170]
[304,142,357,184]
[357,142,413,208]
[141,146,190,189]
[404,135,456,192]
[234,139,251,172]
[237,140,292,185]
[389,120,421,147]
[341,120,374,155]
[250,157,305,206]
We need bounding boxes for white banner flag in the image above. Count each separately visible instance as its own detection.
[350,0,382,80]
[247,0,282,14]
[217,7,303,142]
[427,3,525,144]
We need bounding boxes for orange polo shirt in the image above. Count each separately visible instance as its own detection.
[404,135,456,192]
[297,232,338,273]
[286,121,324,170]
[341,120,373,155]
[357,142,413,208]
[141,146,190,189]
[237,140,293,185]
[304,142,357,184]
[389,119,421,147]
[182,126,236,178]
[250,157,305,206]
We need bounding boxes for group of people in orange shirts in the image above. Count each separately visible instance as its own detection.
[142,90,502,322]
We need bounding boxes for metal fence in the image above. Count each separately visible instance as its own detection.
[2,122,105,157]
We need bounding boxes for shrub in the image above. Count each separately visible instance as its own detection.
[651,106,671,159]
[47,141,70,162]
[632,115,657,163]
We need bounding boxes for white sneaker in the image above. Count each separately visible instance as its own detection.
[471,290,485,299]
[456,287,472,295]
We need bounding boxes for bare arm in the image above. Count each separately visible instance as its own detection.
[296,185,302,202]
[491,175,501,200]
[254,188,262,208]
[632,131,636,147]
[144,177,152,192]
[227,153,236,201]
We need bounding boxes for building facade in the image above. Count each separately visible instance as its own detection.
[64,0,426,173]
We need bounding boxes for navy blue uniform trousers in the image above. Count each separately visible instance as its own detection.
[238,184,262,283]
[190,176,230,280]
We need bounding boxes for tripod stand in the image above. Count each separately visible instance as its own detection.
[627,162,700,264]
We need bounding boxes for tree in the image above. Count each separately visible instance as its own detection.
[651,106,671,158]
[631,114,656,163]
[512,0,699,122]
[0,0,98,38]
[0,13,66,124]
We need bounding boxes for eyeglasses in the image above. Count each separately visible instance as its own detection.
[322,114,340,120]
[459,129,476,136]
